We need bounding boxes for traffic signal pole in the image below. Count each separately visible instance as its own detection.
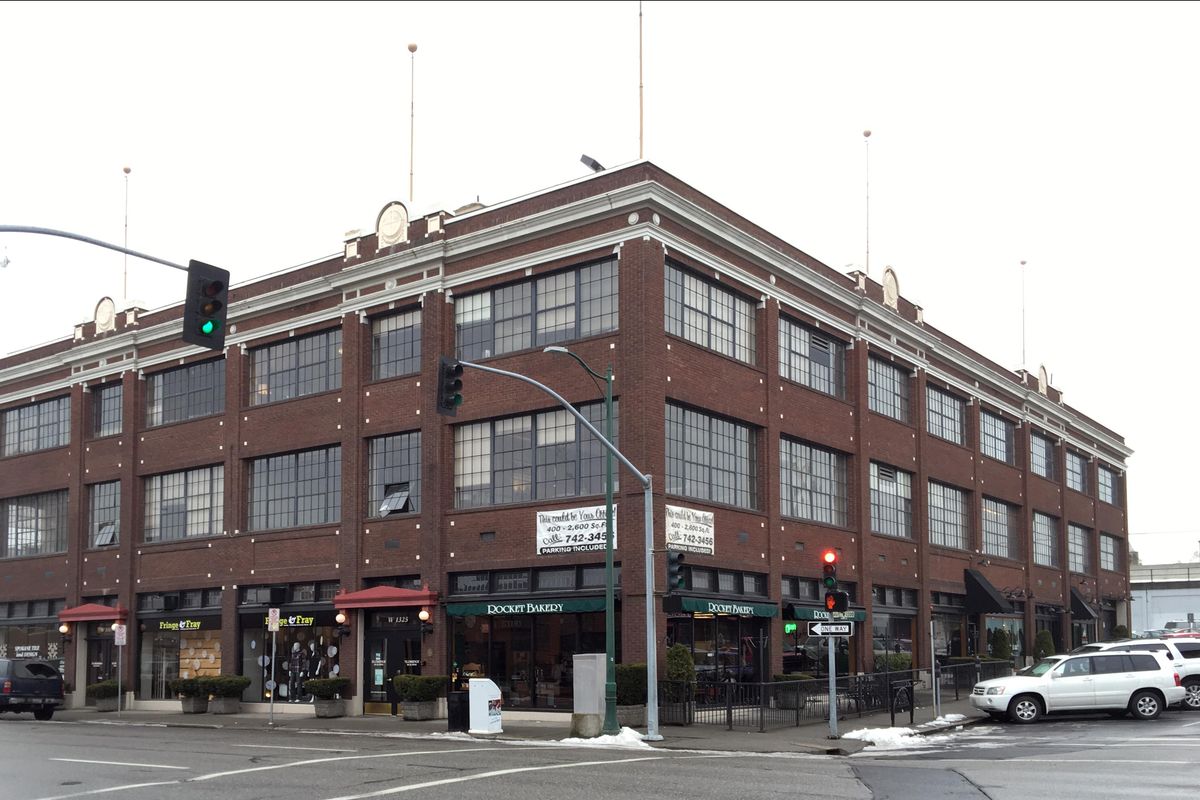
[457,359,664,740]
[0,225,188,271]
[827,632,838,738]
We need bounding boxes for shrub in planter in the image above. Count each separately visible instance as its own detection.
[991,628,1012,660]
[87,679,120,712]
[1033,629,1057,660]
[169,677,208,713]
[304,677,351,718]
[203,675,251,714]
[615,663,647,706]
[771,673,815,710]
[615,663,648,727]
[661,644,696,725]
[393,675,447,721]
[1110,625,1131,640]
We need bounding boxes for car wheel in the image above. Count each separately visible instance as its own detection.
[33,709,53,721]
[1129,690,1162,721]
[1008,694,1042,724]
[1183,680,1200,711]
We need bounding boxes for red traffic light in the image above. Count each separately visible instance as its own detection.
[822,550,837,564]
[825,592,837,611]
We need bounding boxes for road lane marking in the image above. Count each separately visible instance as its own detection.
[189,746,513,782]
[50,758,189,770]
[31,780,180,800]
[321,755,672,800]
[232,744,358,752]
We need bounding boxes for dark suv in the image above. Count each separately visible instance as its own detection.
[0,658,65,720]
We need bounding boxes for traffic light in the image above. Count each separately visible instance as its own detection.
[821,549,839,591]
[821,549,848,612]
[666,550,686,594]
[824,590,849,612]
[181,260,230,350]
[436,356,464,416]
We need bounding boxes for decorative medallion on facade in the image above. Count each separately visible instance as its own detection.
[94,297,117,334]
[1038,364,1049,395]
[376,202,409,248]
[882,267,899,310]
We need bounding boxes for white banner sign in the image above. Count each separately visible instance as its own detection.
[267,607,280,632]
[113,624,127,647]
[536,504,617,555]
[665,504,715,555]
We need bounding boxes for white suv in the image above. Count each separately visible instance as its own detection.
[971,650,1185,723]
[1074,638,1200,711]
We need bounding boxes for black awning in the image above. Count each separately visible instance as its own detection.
[1070,587,1099,619]
[965,568,1013,614]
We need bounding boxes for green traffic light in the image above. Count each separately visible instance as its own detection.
[200,320,216,336]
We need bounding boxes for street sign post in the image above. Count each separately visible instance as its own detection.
[268,608,280,726]
[808,621,853,637]
[113,623,126,718]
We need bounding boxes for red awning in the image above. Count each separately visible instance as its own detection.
[333,586,438,610]
[58,603,128,623]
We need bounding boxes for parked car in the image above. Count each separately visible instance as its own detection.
[970,650,1185,723]
[1015,655,1067,676]
[1073,638,1200,711]
[0,658,65,720]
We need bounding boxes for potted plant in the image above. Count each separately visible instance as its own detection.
[615,663,647,727]
[169,677,209,714]
[1033,629,1056,660]
[771,672,815,710]
[304,677,351,718]
[203,675,251,714]
[86,679,120,712]
[661,644,696,726]
[393,675,447,721]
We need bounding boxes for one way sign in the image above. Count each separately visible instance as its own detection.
[808,621,853,636]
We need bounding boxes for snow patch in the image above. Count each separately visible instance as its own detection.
[842,726,927,750]
[557,727,652,748]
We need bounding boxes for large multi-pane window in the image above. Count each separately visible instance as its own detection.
[456,259,618,361]
[1098,465,1120,505]
[780,438,848,526]
[250,329,342,405]
[928,481,968,549]
[146,360,225,427]
[368,431,421,517]
[980,410,1015,464]
[982,497,1019,559]
[1100,533,1120,572]
[1033,512,1060,567]
[455,402,616,508]
[249,446,342,530]
[144,465,224,542]
[89,481,120,547]
[93,383,123,437]
[926,387,965,444]
[665,403,757,509]
[665,263,756,365]
[1,489,68,557]
[2,397,70,456]
[867,358,909,422]
[870,462,912,538]
[1066,451,1088,493]
[1068,523,1092,574]
[778,317,845,397]
[1030,433,1055,479]
[371,309,421,380]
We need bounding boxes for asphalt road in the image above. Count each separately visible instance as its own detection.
[849,711,1200,800]
[2,711,1197,800]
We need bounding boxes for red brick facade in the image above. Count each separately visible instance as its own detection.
[0,162,1130,706]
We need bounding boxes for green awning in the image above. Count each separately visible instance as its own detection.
[787,604,866,622]
[445,597,607,617]
[678,597,778,617]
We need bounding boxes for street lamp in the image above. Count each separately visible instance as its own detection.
[544,345,618,735]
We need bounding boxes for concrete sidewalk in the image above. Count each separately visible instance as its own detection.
[46,694,988,756]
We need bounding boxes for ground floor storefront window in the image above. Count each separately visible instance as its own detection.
[447,598,614,710]
[136,616,221,700]
[872,612,915,671]
[931,613,965,663]
[1035,607,1064,654]
[0,623,66,673]
[986,615,1025,663]
[667,599,777,682]
[240,612,341,703]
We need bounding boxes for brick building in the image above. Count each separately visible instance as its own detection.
[0,162,1131,713]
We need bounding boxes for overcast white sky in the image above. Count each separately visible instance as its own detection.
[3,1,1198,563]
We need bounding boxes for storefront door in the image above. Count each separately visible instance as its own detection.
[363,628,422,715]
[85,636,117,705]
